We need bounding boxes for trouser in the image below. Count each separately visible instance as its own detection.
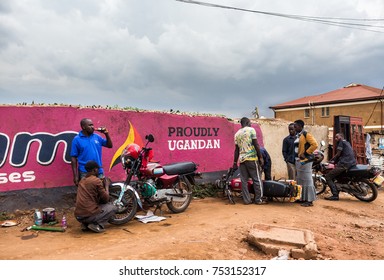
[239,160,263,204]
[76,203,117,227]
[286,162,296,180]
[263,164,272,181]
[325,166,348,196]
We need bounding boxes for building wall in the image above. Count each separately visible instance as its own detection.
[1,105,258,192]
[274,100,383,132]
[256,119,329,180]
[0,106,329,211]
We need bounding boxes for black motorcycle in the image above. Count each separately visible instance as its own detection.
[312,141,383,202]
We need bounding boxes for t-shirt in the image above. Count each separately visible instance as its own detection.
[234,126,258,163]
[336,139,357,169]
[70,131,108,174]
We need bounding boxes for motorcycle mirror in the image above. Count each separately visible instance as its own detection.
[145,134,155,143]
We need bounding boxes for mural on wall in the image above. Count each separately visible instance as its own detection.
[0,106,263,192]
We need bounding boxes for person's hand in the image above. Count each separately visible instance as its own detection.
[73,177,79,187]
[258,157,264,168]
[232,162,238,171]
[299,153,306,160]
[101,126,109,134]
[96,126,109,134]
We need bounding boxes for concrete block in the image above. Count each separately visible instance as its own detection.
[246,223,318,260]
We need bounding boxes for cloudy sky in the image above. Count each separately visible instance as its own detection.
[1,0,383,118]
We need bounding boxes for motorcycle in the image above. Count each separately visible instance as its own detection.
[312,141,383,202]
[216,167,302,204]
[312,140,328,195]
[108,134,199,225]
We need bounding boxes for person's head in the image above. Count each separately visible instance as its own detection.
[294,119,305,133]
[288,123,296,136]
[85,160,99,175]
[80,118,95,136]
[240,117,251,128]
[335,133,345,142]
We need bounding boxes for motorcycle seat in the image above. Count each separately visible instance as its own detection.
[349,164,368,171]
[163,162,197,175]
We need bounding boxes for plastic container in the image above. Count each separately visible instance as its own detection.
[42,207,56,223]
[61,215,67,229]
[34,209,43,226]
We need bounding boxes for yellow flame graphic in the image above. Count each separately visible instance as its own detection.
[109,121,142,171]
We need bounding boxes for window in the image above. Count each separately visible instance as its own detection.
[304,109,310,118]
[321,107,329,117]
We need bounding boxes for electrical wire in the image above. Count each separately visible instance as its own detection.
[365,86,384,127]
[176,0,384,33]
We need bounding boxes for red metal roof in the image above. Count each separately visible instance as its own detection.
[270,83,383,110]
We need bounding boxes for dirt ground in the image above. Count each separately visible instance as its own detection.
[1,187,384,260]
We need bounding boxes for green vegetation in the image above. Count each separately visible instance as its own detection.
[11,102,228,118]
[192,183,220,199]
[0,212,13,221]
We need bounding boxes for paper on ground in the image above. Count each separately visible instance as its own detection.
[135,210,166,224]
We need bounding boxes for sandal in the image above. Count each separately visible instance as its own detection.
[300,202,313,207]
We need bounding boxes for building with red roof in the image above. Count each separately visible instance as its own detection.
[270,83,384,133]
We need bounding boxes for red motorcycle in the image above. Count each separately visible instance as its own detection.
[216,168,302,204]
[109,134,199,224]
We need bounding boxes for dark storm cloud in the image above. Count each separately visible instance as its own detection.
[1,0,383,119]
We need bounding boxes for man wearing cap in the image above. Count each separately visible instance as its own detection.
[74,160,117,233]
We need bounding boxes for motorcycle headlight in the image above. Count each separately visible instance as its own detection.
[123,156,135,169]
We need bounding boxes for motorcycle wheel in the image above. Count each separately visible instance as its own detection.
[108,185,138,225]
[312,172,327,195]
[224,187,236,204]
[166,178,193,213]
[352,179,378,202]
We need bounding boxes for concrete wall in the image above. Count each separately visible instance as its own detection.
[0,105,328,211]
[256,118,329,179]
[0,105,263,193]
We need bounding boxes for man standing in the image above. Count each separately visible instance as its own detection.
[71,118,113,186]
[233,117,266,205]
[325,133,357,201]
[74,160,117,233]
[282,123,297,180]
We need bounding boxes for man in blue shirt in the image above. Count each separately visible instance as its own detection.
[71,118,113,186]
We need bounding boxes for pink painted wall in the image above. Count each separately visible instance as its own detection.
[0,106,263,192]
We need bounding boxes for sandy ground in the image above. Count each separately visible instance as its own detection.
[1,187,384,260]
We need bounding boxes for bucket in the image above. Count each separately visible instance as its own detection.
[42,207,56,223]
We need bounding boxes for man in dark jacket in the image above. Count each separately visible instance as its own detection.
[282,123,296,180]
[260,147,272,180]
[325,133,357,201]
